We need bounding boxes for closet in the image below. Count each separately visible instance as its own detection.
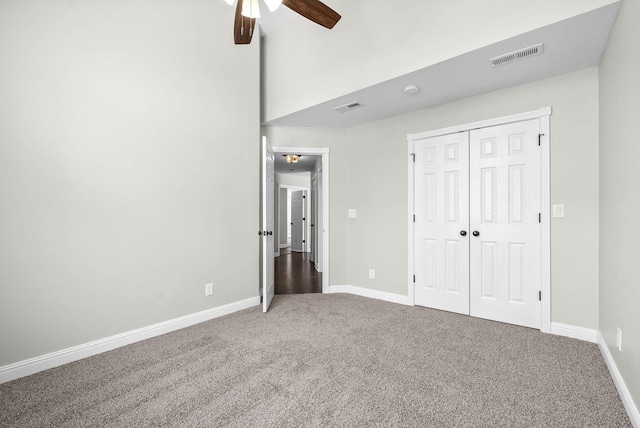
[410,117,544,329]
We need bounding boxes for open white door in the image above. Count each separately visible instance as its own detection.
[310,176,317,263]
[261,136,275,313]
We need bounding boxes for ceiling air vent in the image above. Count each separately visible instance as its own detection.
[490,43,544,67]
[334,102,362,113]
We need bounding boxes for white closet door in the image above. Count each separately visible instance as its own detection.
[469,119,542,328]
[414,132,470,315]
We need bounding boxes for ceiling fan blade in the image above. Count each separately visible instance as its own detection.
[234,0,256,44]
[282,0,341,29]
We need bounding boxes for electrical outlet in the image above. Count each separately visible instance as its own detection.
[205,283,213,296]
[369,269,375,279]
[348,209,357,218]
[616,328,622,351]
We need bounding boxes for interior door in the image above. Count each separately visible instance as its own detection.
[469,119,542,328]
[261,136,275,313]
[291,190,304,252]
[310,176,317,263]
[414,132,470,315]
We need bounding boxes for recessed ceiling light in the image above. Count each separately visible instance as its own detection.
[403,85,420,95]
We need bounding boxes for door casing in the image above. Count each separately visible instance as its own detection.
[273,147,330,294]
[407,107,551,333]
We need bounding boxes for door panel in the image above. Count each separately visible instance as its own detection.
[291,190,304,252]
[261,137,275,313]
[414,132,470,315]
[310,176,317,263]
[469,119,541,328]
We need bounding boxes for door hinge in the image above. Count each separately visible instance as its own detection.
[539,213,541,223]
[413,274,416,283]
[303,240,305,243]
[303,217,306,221]
[538,133,544,146]
[413,214,416,223]
[539,291,542,301]
[411,153,415,162]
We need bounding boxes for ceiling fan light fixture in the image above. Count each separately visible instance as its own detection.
[241,0,261,18]
[263,0,283,12]
[285,154,300,164]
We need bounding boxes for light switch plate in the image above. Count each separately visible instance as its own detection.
[348,209,357,218]
[552,204,565,218]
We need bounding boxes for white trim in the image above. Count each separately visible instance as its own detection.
[407,107,552,333]
[273,146,330,294]
[273,147,330,156]
[549,322,597,343]
[539,114,552,334]
[407,139,416,306]
[597,332,640,427]
[279,244,289,249]
[0,297,260,384]
[408,107,552,141]
[278,184,307,191]
[328,285,411,306]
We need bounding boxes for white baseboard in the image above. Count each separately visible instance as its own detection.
[550,322,597,343]
[597,332,640,427]
[328,285,411,306]
[279,244,289,249]
[0,296,260,385]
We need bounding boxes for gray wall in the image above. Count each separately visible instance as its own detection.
[599,0,640,409]
[0,0,260,366]
[265,67,601,329]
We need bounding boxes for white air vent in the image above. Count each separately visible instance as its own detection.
[490,43,544,67]
[334,102,362,113]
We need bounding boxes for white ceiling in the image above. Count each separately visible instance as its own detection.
[261,2,620,128]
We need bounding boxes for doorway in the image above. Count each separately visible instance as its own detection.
[408,108,551,332]
[272,147,330,295]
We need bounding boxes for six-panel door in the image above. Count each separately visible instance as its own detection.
[469,119,542,329]
[414,132,470,315]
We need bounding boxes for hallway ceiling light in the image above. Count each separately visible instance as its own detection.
[285,154,300,164]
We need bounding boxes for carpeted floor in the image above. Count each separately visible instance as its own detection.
[0,294,631,427]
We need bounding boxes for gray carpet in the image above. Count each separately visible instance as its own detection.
[0,294,631,427]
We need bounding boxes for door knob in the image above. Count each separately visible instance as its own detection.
[267,231,273,236]
[460,230,467,236]
[472,231,480,237]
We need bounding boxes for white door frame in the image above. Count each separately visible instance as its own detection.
[273,146,331,294]
[407,107,551,333]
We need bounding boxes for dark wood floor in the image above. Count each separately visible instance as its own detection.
[274,248,322,294]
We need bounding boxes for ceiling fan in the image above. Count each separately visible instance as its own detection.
[224,0,341,44]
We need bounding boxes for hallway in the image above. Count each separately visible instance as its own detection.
[274,248,322,295]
